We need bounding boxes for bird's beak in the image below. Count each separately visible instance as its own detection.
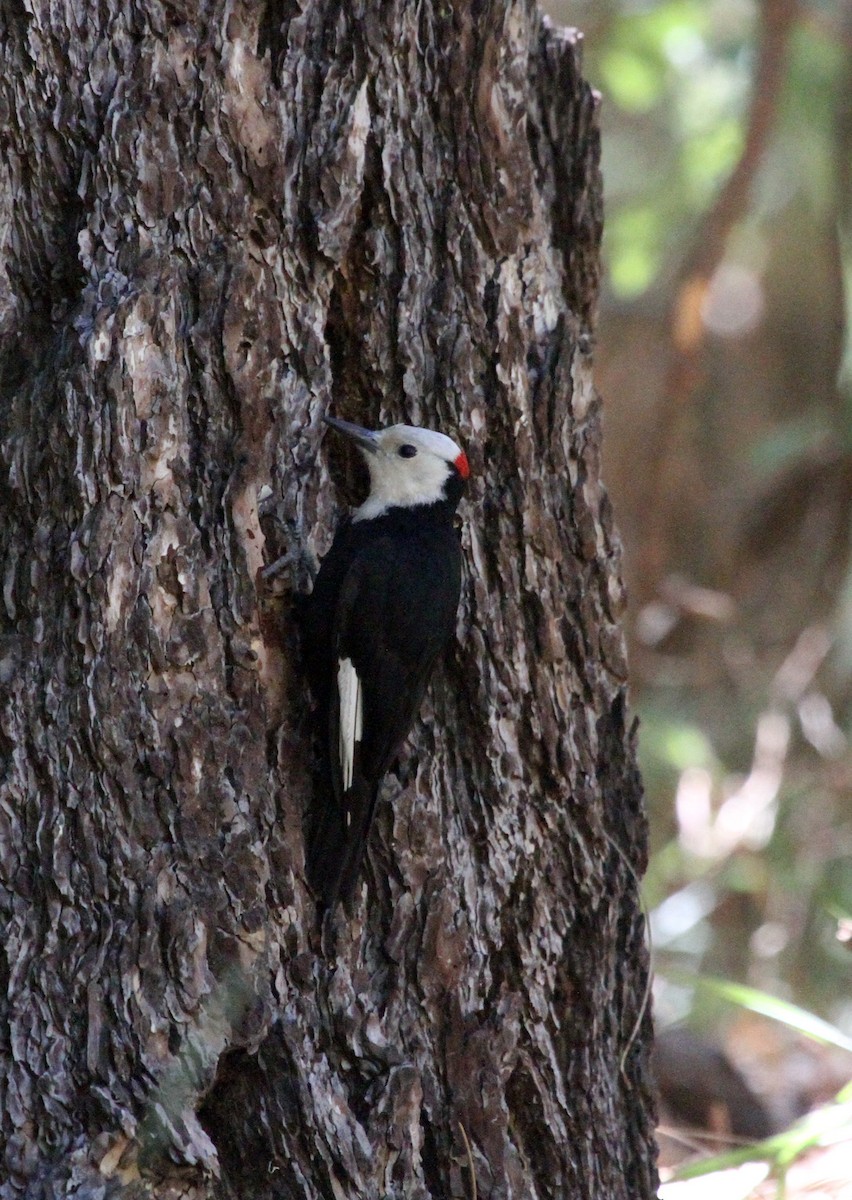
[323,415,380,456]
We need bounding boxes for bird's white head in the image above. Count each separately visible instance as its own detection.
[324,416,470,522]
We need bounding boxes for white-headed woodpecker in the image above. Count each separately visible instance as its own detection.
[302,416,470,908]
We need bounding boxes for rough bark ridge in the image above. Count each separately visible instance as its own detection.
[0,2,657,1197]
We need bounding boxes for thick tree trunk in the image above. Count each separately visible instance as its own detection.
[0,2,657,1197]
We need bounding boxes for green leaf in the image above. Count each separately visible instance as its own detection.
[666,973,852,1053]
[605,206,664,297]
[682,118,744,203]
[600,49,665,112]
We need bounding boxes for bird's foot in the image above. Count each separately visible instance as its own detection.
[261,548,300,581]
[258,511,319,593]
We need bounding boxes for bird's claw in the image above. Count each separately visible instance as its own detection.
[261,550,298,581]
[260,524,318,591]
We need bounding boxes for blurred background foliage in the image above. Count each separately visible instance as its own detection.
[544,0,852,1134]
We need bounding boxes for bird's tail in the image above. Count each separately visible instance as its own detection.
[306,776,378,911]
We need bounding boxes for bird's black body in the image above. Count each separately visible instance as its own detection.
[302,423,467,909]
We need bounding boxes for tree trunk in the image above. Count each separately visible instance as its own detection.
[0,2,657,1197]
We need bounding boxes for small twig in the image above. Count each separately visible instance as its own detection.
[657,1122,770,1151]
[458,1120,477,1200]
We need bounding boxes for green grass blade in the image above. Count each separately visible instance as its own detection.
[665,972,852,1053]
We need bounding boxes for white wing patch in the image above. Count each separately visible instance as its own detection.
[337,657,363,796]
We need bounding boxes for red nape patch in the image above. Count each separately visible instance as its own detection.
[454,451,470,480]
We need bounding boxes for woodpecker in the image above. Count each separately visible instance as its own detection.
[302,415,470,909]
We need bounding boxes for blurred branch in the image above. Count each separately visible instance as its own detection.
[678,0,800,284]
[835,9,852,412]
[670,626,829,864]
[640,0,800,600]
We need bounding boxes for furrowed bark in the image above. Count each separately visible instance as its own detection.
[0,2,657,1197]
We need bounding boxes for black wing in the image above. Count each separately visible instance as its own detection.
[310,526,461,906]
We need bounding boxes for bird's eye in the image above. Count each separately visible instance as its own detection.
[398,444,418,458]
